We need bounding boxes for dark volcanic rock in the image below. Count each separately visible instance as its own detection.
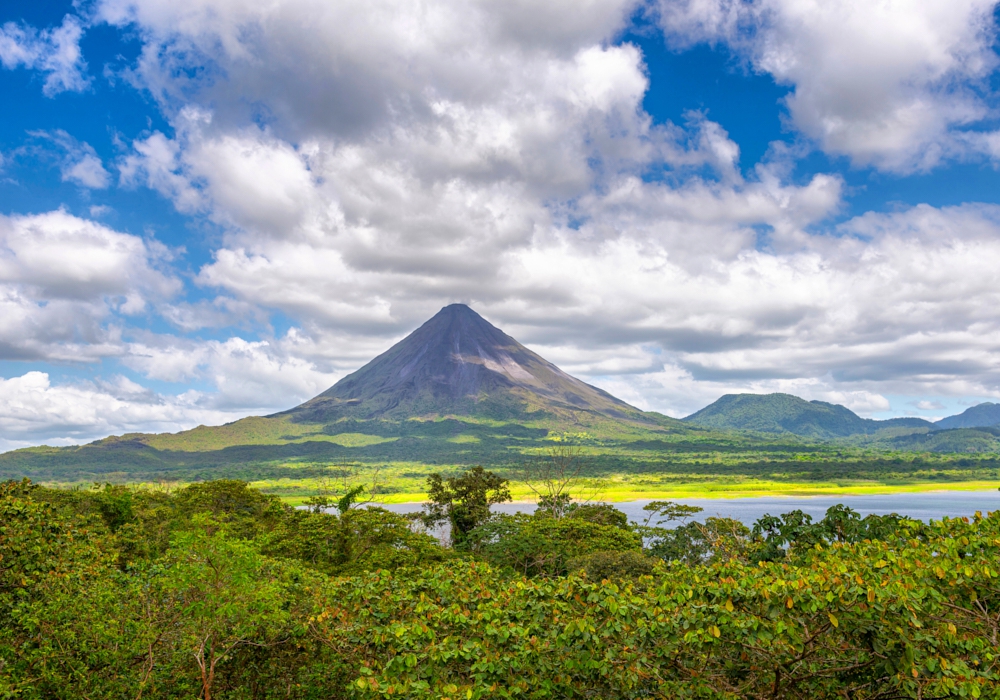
[279,304,649,423]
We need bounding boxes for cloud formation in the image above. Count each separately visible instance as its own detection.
[0,371,245,452]
[657,0,1000,172]
[0,15,90,96]
[0,210,178,361]
[31,130,112,188]
[4,0,1000,447]
[96,0,1000,418]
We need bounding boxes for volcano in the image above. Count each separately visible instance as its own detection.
[281,303,651,424]
[0,304,680,482]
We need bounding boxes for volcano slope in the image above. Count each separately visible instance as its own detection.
[281,303,655,425]
[3,305,998,496]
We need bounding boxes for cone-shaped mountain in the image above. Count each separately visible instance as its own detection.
[282,304,650,424]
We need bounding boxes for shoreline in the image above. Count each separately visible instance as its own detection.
[279,479,1000,506]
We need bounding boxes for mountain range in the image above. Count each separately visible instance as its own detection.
[2,303,999,485]
[681,393,932,439]
[683,394,1000,439]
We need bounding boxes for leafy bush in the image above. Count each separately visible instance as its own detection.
[260,506,449,576]
[568,549,657,581]
[467,511,642,577]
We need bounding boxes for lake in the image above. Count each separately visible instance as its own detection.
[380,489,1000,526]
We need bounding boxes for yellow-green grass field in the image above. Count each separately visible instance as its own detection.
[264,477,999,506]
[29,470,998,506]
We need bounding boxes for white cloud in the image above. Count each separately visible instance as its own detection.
[0,210,179,360]
[124,334,340,410]
[89,0,1000,424]
[31,130,111,188]
[656,0,1000,172]
[0,15,90,96]
[96,0,640,138]
[0,371,246,451]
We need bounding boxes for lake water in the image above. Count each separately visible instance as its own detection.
[380,489,1000,526]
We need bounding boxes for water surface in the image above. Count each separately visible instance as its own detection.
[382,490,1000,526]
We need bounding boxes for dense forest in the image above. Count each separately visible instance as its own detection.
[2,472,999,699]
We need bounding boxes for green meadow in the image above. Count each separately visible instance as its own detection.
[5,412,997,504]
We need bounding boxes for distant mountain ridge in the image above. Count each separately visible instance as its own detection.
[683,393,934,439]
[935,403,1000,430]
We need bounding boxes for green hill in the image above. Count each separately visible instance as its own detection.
[889,426,1000,453]
[935,403,1000,430]
[683,393,933,439]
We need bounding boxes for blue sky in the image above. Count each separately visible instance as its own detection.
[2,0,1000,449]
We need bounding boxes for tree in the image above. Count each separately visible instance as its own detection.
[304,461,386,514]
[259,506,449,576]
[518,445,603,518]
[467,511,642,577]
[152,517,304,700]
[422,466,511,547]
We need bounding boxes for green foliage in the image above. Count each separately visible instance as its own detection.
[3,478,1000,699]
[568,549,657,581]
[423,466,511,547]
[467,511,641,577]
[646,517,753,565]
[312,512,1000,698]
[0,482,146,698]
[172,479,288,539]
[259,506,449,577]
[146,519,317,700]
[563,502,630,528]
[751,504,919,562]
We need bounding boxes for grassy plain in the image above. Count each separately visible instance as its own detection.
[4,413,999,503]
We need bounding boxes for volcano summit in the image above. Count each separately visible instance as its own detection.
[283,304,649,425]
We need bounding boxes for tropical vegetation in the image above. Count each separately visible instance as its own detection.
[3,470,999,698]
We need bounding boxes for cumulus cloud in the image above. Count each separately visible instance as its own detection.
[656,0,1000,172]
[0,15,90,96]
[95,0,641,139]
[0,210,179,361]
[0,371,250,451]
[124,333,340,409]
[31,130,111,188]
[89,0,1000,421]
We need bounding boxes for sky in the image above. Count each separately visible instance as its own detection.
[3,0,1000,450]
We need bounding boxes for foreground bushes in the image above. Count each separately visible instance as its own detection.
[1,479,998,699]
[314,515,1000,699]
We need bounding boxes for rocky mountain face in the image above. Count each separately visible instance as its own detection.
[280,304,654,424]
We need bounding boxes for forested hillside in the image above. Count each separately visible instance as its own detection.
[683,393,933,438]
[937,403,1000,429]
[3,475,998,698]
